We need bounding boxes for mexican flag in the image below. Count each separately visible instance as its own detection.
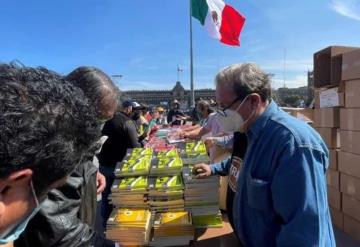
[192,0,246,46]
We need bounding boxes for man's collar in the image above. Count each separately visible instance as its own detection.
[247,100,278,137]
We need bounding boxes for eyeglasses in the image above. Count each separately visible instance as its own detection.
[217,97,242,117]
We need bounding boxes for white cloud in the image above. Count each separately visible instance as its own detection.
[272,74,308,89]
[330,0,360,21]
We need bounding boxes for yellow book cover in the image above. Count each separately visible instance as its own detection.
[115,208,150,224]
[155,211,191,226]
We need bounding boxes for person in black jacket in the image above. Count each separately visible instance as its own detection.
[98,100,141,228]
[167,100,187,125]
[0,64,99,246]
[15,67,119,247]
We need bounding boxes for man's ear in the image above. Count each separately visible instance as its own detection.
[6,169,33,184]
[0,169,33,215]
[250,94,262,109]
[0,169,33,196]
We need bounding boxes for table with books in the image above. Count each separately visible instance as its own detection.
[106,127,237,247]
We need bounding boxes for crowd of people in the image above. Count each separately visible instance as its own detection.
[0,62,335,247]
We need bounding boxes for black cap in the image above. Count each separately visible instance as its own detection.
[122,100,134,108]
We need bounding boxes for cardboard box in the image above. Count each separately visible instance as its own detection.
[340,130,360,155]
[329,207,344,230]
[314,46,358,88]
[343,80,360,108]
[314,108,340,128]
[340,173,360,201]
[314,87,343,108]
[342,49,360,81]
[344,215,360,243]
[329,149,338,170]
[281,108,314,123]
[315,127,340,149]
[327,170,340,189]
[340,108,360,131]
[327,186,342,210]
[339,151,360,179]
[342,194,360,222]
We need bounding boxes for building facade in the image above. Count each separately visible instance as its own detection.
[123,81,215,107]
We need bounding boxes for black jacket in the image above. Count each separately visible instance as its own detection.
[166,109,185,125]
[15,161,114,247]
[98,112,141,168]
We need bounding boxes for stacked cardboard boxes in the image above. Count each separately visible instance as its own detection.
[338,49,360,243]
[313,46,360,232]
[314,47,360,242]
[313,98,343,230]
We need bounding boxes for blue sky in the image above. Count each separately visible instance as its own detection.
[1,0,360,90]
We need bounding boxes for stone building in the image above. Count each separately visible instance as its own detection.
[123,81,215,107]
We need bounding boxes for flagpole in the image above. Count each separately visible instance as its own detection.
[189,0,195,108]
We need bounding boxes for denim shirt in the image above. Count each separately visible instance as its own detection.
[211,101,335,247]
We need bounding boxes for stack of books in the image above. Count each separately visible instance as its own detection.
[148,175,184,212]
[182,167,220,217]
[192,211,223,228]
[150,211,194,247]
[178,141,210,165]
[110,176,148,208]
[155,149,179,158]
[114,148,153,177]
[106,208,152,246]
[150,156,183,175]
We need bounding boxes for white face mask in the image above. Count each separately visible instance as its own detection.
[216,110,244,133]
[217,95,253,133]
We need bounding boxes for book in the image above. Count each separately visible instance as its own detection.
[106,208,151,246]
[148,175,184,211]
[112,176,148,191]
[126,147,153,157]
[182,167,220,216]
[150,157,183,175]
[150,211,194,247]
[114,156,151,177]
[192,211,223,228]
[155,149,179,158]
[110,177,149,208]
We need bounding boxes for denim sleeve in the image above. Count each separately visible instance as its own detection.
[271,143,333,247]
[210,157,231,176]
[215,134,234,149]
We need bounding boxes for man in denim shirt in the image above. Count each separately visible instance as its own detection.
[194,63,335,246]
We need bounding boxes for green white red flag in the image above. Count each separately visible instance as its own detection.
[192,0,246,46]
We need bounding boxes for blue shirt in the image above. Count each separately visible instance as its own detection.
[211,101,335,247]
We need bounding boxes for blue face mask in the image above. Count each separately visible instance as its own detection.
[0,181,42,244]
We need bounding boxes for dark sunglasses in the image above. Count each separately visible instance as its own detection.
[217,97,242,117]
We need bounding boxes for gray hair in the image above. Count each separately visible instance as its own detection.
[197,100,210,109]
[215,63,271,102]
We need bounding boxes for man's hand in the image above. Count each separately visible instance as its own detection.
[96,171,106,194]
[193,163,212,179]
[179,131,188,139]
[204,138,215,149]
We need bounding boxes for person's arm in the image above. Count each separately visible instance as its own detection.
[124,120,141,148]
[181,124,201,132]
[182,126,204,139]
[271,142,330,246]
[210,157,232,176]
[214,134,234,149]
[193,157,231,178]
